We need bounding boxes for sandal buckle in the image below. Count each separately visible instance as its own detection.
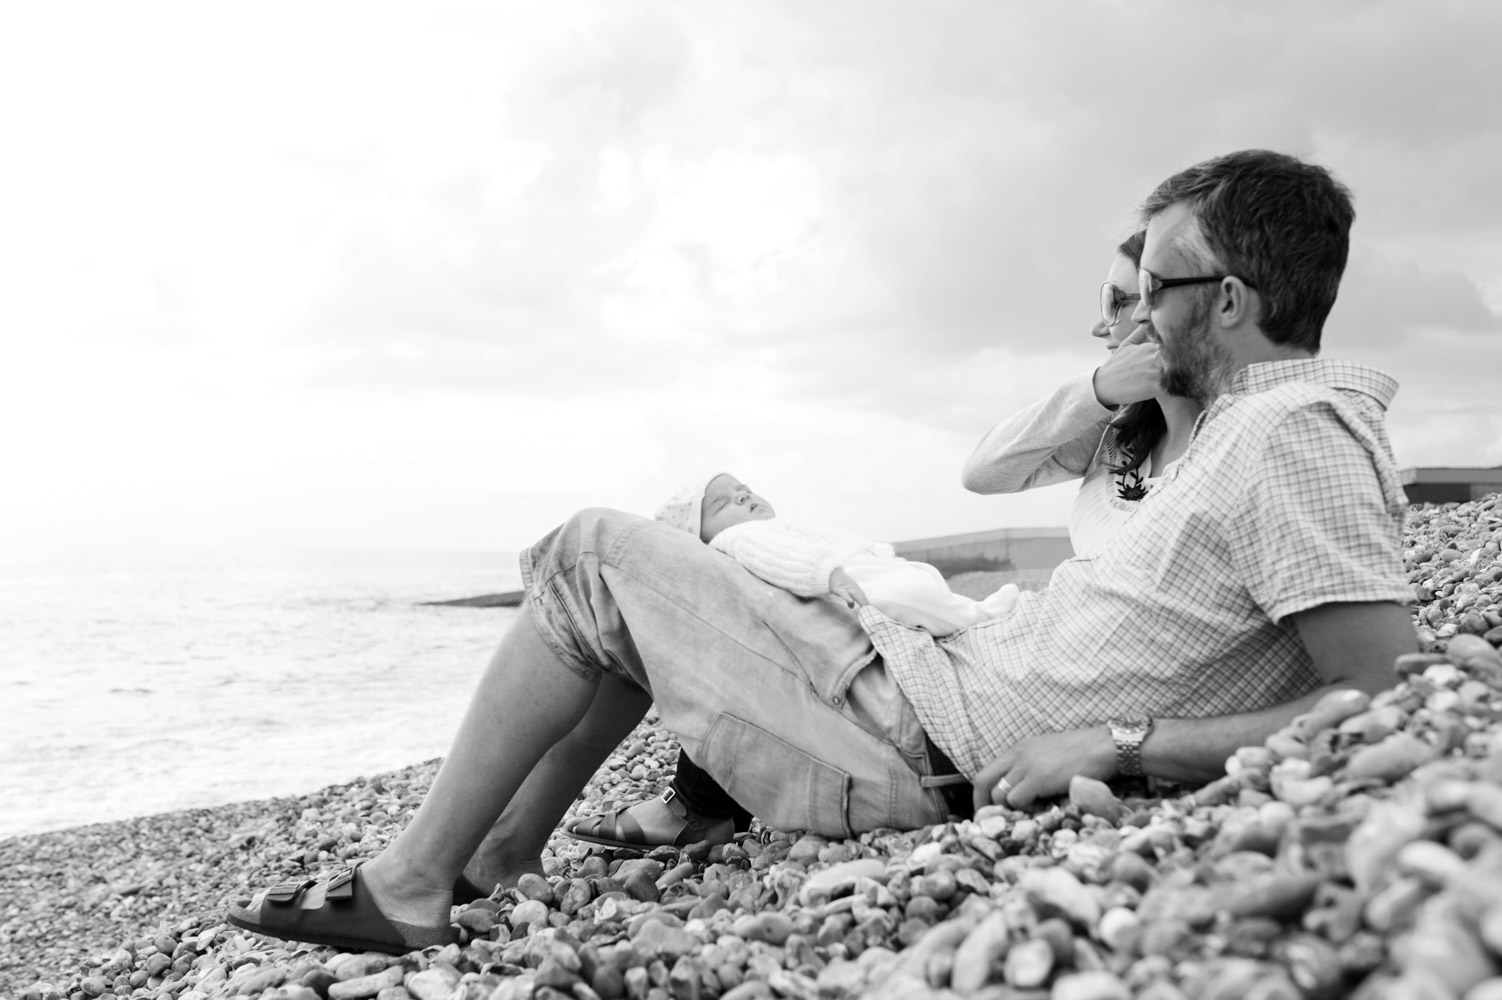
[326,867,356,899]
[265,878,314,904]
[660,788,689,819]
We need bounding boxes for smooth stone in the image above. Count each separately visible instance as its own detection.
[1097,907,1142,954]
[328,968,406,1000]
[1345,733,1439,782]
[1019,867,1101,929]
[1346,797,1428,891]
[514,874,554,905]
[1447,634,1502,673]
[949,912,1009,993]
[730,912,793,946]
[402,969,459,1000]
[1069,776,1122,824]
[1269,934,1342,1000]
[630,921,699,961]
[795,859,887,906]
[1222,873,1323,921]
[814,961,866,998]
[510,900,550,930]
[1051,970,1132,1000]
[1396,840,1468,888]
[1297,688,1372,737]
[1002,937,1054,990]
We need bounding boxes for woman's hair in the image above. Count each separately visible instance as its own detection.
[1105,231,1166,475]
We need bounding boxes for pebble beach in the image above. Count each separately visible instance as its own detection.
[6,494,1502,1000]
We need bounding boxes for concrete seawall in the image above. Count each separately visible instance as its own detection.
[425,526,1075,608]
[892,526,1074,577]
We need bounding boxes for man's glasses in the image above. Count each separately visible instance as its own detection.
[1138,267,1258,310]
[1099,282,1140,325]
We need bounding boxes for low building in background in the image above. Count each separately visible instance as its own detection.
[1401,467,1502,505]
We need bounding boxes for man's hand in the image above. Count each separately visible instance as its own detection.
[828,568,869,609]
[1092,325,1162,408]
[971,726,1116,812]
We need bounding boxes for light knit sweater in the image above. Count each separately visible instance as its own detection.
[710,520,894,597]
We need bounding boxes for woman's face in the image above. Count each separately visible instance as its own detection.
[1092,252,1142,350]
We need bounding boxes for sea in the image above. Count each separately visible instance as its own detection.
[0,547,524,841]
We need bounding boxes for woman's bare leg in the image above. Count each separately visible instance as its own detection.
[462,671,653,891]
[356,613,613,927]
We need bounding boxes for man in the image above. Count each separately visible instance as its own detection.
[229,150,1417,955]
[963,149,1416,807]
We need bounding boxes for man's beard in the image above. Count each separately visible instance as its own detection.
[1158,292,1235,405]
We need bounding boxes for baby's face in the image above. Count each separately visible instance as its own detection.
[699,474,776,542]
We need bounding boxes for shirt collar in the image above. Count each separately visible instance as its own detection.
[1227,358,1399,409]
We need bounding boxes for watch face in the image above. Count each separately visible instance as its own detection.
[1111,714,1151,735]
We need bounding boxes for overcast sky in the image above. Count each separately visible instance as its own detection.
[2,0,1499,557]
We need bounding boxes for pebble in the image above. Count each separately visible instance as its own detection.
[328,967,404,1000]
[948,911,1008,992]
[1019,867,1100,929]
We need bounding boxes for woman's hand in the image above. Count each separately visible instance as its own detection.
[1092,325,1162,408]
[828,568,869,609]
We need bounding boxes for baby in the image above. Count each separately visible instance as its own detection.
[656,473,1019,636]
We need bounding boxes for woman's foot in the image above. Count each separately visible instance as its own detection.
[562,789,735,850]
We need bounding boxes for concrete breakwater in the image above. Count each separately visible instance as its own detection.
[7,496,1501,999]
[422,528,1075,609]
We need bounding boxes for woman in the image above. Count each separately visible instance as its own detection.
[961,231,1202,552]
[558,232,1204,852]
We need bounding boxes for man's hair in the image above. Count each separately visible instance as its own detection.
[1141,149,1355,352]
[1107,230,1165,475]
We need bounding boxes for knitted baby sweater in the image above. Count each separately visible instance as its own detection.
[710,520,894,597]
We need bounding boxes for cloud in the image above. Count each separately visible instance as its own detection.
[6,0,1502,553]
[1331,251,1502,350]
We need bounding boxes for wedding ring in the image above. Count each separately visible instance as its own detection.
[993,777,1014,805]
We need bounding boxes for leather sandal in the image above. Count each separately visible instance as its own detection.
[227,864,457,955]
[562,789,735,850]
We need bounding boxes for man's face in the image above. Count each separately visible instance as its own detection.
[1132,203,1235,404]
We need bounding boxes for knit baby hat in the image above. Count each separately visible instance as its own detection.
[654,473,728,539]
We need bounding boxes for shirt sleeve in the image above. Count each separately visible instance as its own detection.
[710,522,843,597]
[961,372,1116,494]
[1227,403,1412,624]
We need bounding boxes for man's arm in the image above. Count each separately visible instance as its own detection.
[1139,600,1416,782]
[973,600,1416,808]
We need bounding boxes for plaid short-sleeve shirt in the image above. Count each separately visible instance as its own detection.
[868,359,1413,777]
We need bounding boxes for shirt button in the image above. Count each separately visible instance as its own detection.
[831,695,843,706]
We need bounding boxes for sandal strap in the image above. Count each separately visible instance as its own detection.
[660,788,688,819]
[264,878,318,905]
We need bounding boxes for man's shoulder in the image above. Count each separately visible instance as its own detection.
[1192,368,1407,513]
[1207,373,1390,446]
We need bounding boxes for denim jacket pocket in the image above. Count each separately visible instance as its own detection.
[698,713,853,839]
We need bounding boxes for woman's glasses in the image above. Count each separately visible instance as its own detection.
[1099,282,1141,325]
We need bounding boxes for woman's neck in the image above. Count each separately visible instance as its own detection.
[1148,394,1204,476]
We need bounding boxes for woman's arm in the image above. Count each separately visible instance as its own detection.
[964,330,1164,496]
[960,372,1115,494]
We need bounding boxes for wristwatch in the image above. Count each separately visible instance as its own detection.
[1108,714,1154,777]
